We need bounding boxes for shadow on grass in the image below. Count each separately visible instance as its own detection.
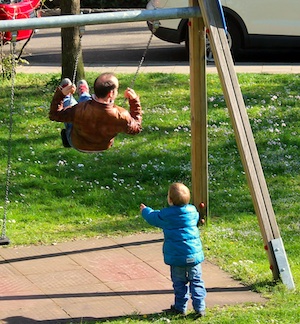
[3,311,203,324]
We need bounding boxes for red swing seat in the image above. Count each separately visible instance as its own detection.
[0,0,41,43]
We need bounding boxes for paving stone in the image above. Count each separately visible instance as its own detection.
[0,233,266,322]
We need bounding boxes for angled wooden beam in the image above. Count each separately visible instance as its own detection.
[197,0,294,289]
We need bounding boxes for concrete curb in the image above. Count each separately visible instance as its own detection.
[41,8,142,17]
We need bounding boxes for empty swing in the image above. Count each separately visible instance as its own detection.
[1,32,17,246]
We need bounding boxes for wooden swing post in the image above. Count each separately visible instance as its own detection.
[189,0,208,224]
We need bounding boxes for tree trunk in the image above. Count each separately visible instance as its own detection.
[60,0,85,83]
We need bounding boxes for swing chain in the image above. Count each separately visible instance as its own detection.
[130,33,153,89]
[122,22,159,107]
[129,22,159,89]
[0,33,4,77]
[1,32,17,241]
[72,25,85,85]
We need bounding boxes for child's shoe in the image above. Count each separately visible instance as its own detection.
[195,310,206,318]
[77,79,89,96]
[164,305,186,316]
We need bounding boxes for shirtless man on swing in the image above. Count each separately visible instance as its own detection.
[49,72,142,153]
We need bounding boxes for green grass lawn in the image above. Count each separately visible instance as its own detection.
[0,72,299,323]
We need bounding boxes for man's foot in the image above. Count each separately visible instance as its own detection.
[61,129,71,148]
[164,305,186,316]
[77,79,89,96]
[60,78,72,88]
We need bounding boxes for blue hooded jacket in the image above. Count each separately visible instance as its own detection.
[141,204,204,266]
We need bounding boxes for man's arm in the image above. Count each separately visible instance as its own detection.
[49,86,76,122]
[124,88,142,122]
[126,96,142,134]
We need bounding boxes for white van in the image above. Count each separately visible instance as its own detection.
[146,0,300,60]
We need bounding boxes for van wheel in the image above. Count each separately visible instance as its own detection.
[226,17,242,59]
[185,26,190,59]
[204,27,239,62]
[188,16,241,62]
[185,27,213,61]
[205,34,214,62]
[185,26,227,62]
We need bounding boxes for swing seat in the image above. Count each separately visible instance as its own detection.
[0,0,41,43]
[0,237,10,245]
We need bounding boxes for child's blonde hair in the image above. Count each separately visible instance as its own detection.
[168,182,190,206]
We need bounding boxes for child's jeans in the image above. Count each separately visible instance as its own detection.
[170,263,206,314]
[63,92,91,146]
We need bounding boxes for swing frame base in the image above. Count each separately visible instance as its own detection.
[0,236,10,245]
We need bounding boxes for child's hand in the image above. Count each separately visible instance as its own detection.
[61,84,76,96]
[140,203,146,212]
[124,88,137,100]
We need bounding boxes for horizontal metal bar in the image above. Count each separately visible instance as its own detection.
[0,7,201,32]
